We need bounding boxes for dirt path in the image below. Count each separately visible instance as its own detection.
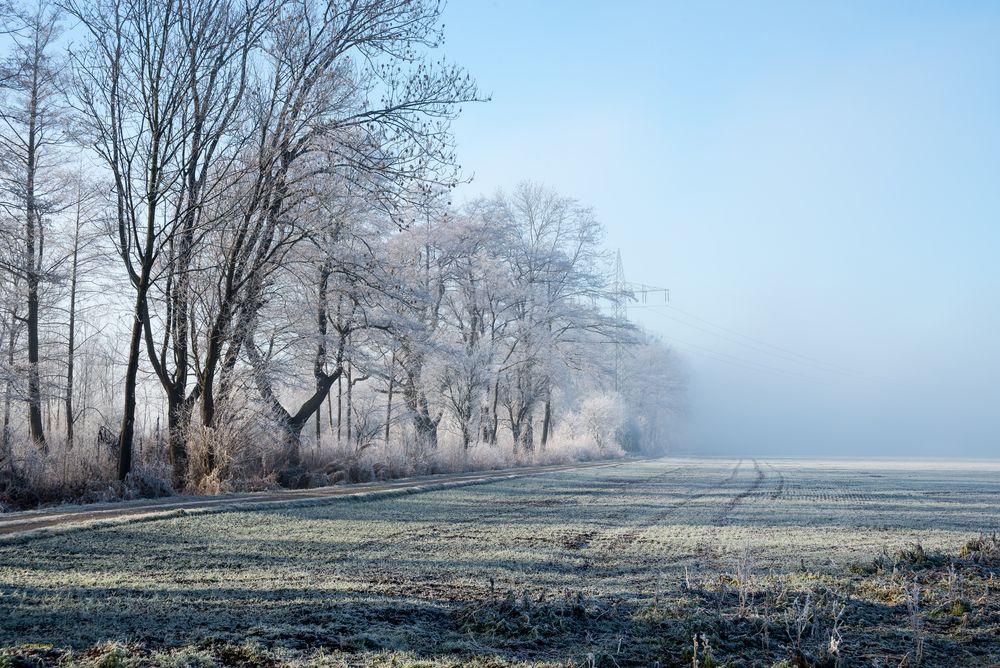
[0,459,628,538]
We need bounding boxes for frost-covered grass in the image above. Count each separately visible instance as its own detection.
[1,458,999,666]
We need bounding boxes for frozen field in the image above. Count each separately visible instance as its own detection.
[2,458,999,666]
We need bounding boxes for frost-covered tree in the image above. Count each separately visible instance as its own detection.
[63,0,478,483]
[619,331,688,453]
[482,182,617,453]
[0,1,65,452]
[0,0,684,503]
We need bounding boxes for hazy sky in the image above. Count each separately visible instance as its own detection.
[441,1,1000,458]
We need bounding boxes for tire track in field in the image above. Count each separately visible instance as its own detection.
[347,462,640,553]
[605,460,745,550]
[350,460,688,553]
[532,461,703,552]
[710,459,766,526]
[765,461,785,500]
[358,460,734,568]
[607,461,700,501]
[603,461,698,495]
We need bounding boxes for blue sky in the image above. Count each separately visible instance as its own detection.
[441,1,1000,457]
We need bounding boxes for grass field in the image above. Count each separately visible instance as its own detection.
[1,458,999,667]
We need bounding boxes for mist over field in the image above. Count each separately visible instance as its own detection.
[442,1,1000,459]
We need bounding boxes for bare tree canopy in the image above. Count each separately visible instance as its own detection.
[0,0,684,506]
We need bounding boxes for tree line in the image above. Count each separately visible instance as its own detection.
[0,0,684,502]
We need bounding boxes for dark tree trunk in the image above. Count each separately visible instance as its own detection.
[65,203,80,449]
[315,402,321,448]
[508,407,521,455]
[165,390,195,489]
[345,362,353,447]
[402,369,439,450]
[2,318,15,453]
[118,287,149,480]
[540,397,552,449]
[384,355,395,445]
[483,377,500,445]
[314,263,331,449]
[248,338,342,469]
[24,81,45,452]
[520,415,534,453]
[284,371,342,466]
[414,412,439,449]
[337,373,343,444]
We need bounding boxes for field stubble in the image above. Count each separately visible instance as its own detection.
[1,458,999,667]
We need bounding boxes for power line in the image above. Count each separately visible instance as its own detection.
[655,332,877,387]
[616,255,899,389]
[632,302,901,386]
[645,302,859,370]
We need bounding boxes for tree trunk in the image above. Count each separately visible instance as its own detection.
[24,76,45,452]
[65,195,82,449]
[414,412,439,450]
[315,402,321,448]
[484,377,500,445]
[2,320,15,454]
[118,287,149,480]
[281,372,343,468]
[247,338,342,470]
[520,415,534,454]
[345,362,353,448]
[384,355,394,445]
[460,419,472,451]
[197,299,237,473]
[402,369,439,451]
[509,407,520,455]
[314,263,331,450]
[165,391,194,489]
[540,397,552,449]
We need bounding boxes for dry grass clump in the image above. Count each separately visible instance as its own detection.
[455,586,594,643]
[960,532,1000,561]
[0,640,282,668]
[0,642,558,668]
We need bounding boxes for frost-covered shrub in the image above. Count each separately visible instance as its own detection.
[0,434,172,509]
[580,394,626,452]
[431,438,516,472]
[533,393,627,464]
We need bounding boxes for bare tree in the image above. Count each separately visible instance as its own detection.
[135,0,273,487]
[480,183,616,453]
[0,0,686,504]
[187,0,477,474]
[64,0,197,479]
[0,1,68,452]
[56,174,104,450]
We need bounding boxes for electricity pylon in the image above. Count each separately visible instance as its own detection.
[613,251,628,393]
[613,250,670,393]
